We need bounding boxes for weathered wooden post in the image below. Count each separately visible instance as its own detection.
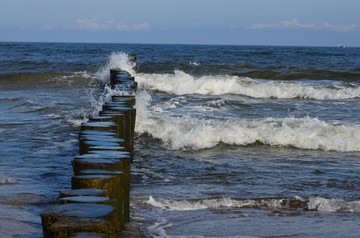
[72,152,131,222]
[71,173,124,229]
[40,203,118,237]
[59,188,107,198]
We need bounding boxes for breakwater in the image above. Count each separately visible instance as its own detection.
[40,67,137,237]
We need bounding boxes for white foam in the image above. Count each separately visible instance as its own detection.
[189,61,200,66]
[0,178,16,185]
[147,196,360,214]
[135,70,360,100]
[170,236,259,238]
[146,196,285,211]
[147,218,173,238]
[53,71,97,84]
[95,52,136,83]
[75,71,94,79]
[57,52,136,127]
[66,117,89,127]
[88,84,132,114]
[308,197,360,213]
[135,93,360,151]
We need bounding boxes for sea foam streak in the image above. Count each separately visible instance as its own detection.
[147,196,286,211]
[0,178,16,185]
[135,70,360,100]
[136,92,360,151]
[308,197,360,213]
[147,196,360,214]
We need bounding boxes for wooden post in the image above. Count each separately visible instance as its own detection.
[59,188,107,198]
[40,203,118,237]
[72,152,131,222]
[71,174,124,229]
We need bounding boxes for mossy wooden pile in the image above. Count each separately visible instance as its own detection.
[41,68,137,237]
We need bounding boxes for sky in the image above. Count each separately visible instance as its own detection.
[0,0,359,47]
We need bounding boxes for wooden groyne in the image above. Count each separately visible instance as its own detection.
[41,66,137,237]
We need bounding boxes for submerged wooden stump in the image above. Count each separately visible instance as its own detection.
[79,139,122,155]
[87,116,115,122]
[72,156,128,175]
[86,115,128,140]
[102,105,136,132]
[85,151,131,222]
[69,232,111,238]
[99,108,135,153]
[79,135,125,151]
[41,203,117,237]
[73,151,130,188]
[71,174,123,203]
[71,174,124,229]
[81,151,131,193]
[110,69,132,88]
[88,145,126,153]
[79,130,117,137]
[58,196,116,206]
[79,169,130,223]
[80,135,125,144]
[72,153,131,222]
[80,121,118,133]
[112,96,136,108]
[59,188,107,198]
[98,112,127,148]
[110,69,137,90]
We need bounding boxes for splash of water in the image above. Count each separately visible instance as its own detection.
[95,52,136,83]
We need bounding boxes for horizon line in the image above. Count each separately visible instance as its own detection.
[0,40,357,48]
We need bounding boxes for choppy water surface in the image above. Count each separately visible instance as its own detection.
[1,42,360,237]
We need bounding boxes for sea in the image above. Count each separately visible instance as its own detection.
[0,42,360,238]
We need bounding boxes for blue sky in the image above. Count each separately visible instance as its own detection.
[0,0,359,46]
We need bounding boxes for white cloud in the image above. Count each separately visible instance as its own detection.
[75,18,105,30]
[66,18,150,31]
[282,19,317,29]
[42,23,57,30]
[249,19,316,30]
[248,19,357,32]
[322,22,357,32]
[132,22,150,31]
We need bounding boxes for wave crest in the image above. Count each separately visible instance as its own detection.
[135,92,360,152]
[146,196,360,214]
[136,70,360,100]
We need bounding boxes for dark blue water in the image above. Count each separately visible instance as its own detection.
[1,42,360,237]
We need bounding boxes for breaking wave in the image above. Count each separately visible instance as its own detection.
[147,196,360,214]
[135,70,360,100]
[135,91,360,152]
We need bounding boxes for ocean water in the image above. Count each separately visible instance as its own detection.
[1,42,360,237]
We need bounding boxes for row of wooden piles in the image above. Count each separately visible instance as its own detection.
[40,67,138,237]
